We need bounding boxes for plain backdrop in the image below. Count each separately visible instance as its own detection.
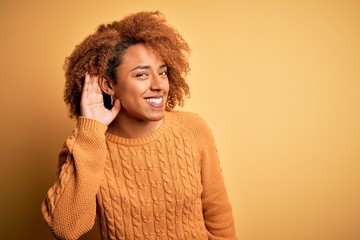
[0,0,359,239]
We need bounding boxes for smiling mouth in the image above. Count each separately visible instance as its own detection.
[146,97,163,104]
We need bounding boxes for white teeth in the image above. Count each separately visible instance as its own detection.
[146,97,163,104]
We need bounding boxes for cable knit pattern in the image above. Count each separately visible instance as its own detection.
[42,111,237,240]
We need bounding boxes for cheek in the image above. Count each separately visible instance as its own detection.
[116,82,148,100]
[114,83,129,101]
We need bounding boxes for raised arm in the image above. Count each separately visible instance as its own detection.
[41,75,120,239]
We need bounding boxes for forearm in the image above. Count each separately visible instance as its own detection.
[202,157,237,240]
[42,118,107,240]
[195,115,237,239]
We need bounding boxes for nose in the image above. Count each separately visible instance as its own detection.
[150,73,166,91]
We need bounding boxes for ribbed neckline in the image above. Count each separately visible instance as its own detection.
[105,112,173,146]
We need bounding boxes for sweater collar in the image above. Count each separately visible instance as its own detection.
[105,112,173,146]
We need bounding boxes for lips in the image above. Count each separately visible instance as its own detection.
[145,96,164,107]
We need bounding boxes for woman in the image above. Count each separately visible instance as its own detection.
[42,11,237,240]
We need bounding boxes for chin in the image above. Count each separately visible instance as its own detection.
[147,113,165,122]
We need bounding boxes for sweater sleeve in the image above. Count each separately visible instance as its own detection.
[41,117,108,240]
[195,115,237,240]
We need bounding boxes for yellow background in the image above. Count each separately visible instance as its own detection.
[1,0,359,239]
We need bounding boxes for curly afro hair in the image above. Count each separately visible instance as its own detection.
[63,11,191,118]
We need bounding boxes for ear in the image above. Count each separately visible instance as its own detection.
[99,75,115,95]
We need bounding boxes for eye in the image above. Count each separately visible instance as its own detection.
[135,72,148,78]
[159,71,168,76]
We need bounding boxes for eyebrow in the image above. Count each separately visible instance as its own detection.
[131,64,167,72]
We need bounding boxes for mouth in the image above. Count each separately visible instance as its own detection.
[145,96,164,107]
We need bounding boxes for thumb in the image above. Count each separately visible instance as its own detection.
[111,99,121,117]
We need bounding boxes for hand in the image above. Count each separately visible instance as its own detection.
[80,73,121,126]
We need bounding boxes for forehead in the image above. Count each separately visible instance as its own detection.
[121,44,164,67]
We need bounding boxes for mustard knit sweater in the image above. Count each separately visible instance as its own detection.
[42,111,237,240]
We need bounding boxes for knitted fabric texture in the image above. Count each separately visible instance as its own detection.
[42,111,237,240]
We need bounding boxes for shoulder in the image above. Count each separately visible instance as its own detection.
[166,110,213,140]
[167,110,208,130]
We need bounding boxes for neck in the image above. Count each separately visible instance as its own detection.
[107,114,164,139]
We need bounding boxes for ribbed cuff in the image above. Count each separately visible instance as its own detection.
[77,117,108,132]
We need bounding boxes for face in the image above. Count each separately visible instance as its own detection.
[111,44,169,123]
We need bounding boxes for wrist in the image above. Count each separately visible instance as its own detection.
[78,117,108,131]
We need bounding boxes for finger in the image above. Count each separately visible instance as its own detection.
[110,99,121,117]
[85,73,90,83]
[83,75,102,97]
[88,76,103,94]
[82,73,91,95]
